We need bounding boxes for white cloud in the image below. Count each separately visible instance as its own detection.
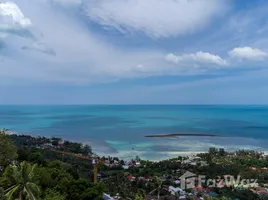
[0,0,232,85]
[0,0,267,86]
[0,2,31,32]
[82,0,227,38]
[0,0,167,83]
[228,47,268,61]
[21,42,56,56]
[166,51,227,66]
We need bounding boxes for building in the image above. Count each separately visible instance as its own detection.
[102,193,114,200]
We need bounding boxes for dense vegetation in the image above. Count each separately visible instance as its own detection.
[1,131,268,200]
[0,133,105,200]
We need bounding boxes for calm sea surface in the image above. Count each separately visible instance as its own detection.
[1,105,268,160]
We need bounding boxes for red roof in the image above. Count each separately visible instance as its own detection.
[127,176,136,181]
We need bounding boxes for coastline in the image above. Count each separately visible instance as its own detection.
[4,130,268,161]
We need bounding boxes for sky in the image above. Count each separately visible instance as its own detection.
[0,0,268,104]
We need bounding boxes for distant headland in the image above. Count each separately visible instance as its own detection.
[144,133,221,138]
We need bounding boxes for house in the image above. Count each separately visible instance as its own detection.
[135,162,141,167]
[58,141,64,146]
[43,143,53,148]
[139,177,152,181]
[182,156,206,166]
[189,162,197,166]
[122,165,129,170]
[112,194,121,200]
[168,186,183,195]
[127,175,136,181]
[102,193,115,200]
[145,195,200,200]
[97,173,103,178]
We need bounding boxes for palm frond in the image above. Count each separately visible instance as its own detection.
[25,184,38,200]
[5,185,20,200]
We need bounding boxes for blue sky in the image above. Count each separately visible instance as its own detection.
[0,0,268,104]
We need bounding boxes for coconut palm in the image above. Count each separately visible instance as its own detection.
[4,161,40,200]
[149,176,164,200]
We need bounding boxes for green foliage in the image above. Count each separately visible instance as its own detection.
[10,135,92,156]
[44,190,65,200]
[204,197,231,200]
[79,187,102,200]
[231,189,260,200]
[32,167,53,189]
[0,134,17,168]
[135,189,146,200]
[27,152,44,165]
[3,161,40,200]
[0,135,105,199]
[2,134,268,200]
[134,193,143,200]
[0,187,7,200]
[135,156,141,162]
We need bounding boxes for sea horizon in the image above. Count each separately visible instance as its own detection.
[1,105,268,160]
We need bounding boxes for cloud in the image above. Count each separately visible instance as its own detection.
[0,0,267,87]
[0,0,232,85]
[166,46,268,70]
[21,42,56,56]
[82,0,227,38]
[228,47,268,61]
[165,51,227,66]
[0,2,31,32]
[0,0,167,83]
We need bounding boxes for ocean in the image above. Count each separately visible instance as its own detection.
[1,105,268,160]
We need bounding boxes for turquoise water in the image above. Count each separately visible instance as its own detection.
[1,105,268,160]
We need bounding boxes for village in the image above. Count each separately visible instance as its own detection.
[2,133,268,200]
[101,154,268,200]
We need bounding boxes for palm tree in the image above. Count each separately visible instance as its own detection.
[149,176,163,200]
[4,161,40,200]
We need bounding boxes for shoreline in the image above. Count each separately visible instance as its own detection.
[5,131,268,161]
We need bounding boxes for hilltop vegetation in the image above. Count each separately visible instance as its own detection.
[0,131,268,200]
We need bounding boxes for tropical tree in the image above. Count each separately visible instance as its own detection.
[134,193,143,200]
[44,190,65,200]
[3,161,40,200]
[0,134,17,168]
[149,176,163,200]
[135,155,141,162]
